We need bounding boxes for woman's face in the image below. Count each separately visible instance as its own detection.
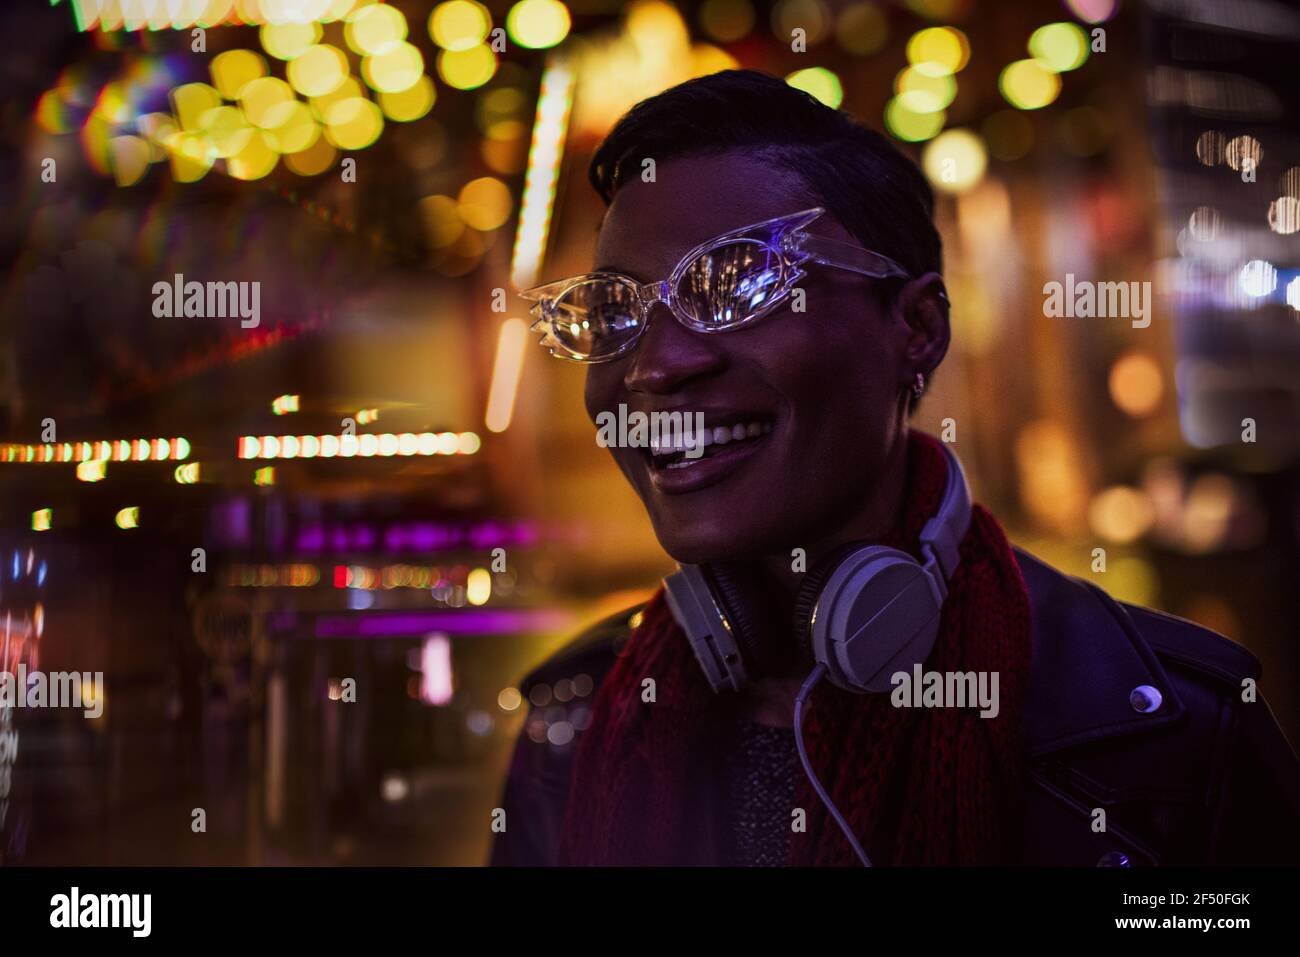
[584,152,935,566]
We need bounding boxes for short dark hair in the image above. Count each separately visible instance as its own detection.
[588,70,943,281]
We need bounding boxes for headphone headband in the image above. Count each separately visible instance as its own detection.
[919,443,972,583]
[662,563,749,692]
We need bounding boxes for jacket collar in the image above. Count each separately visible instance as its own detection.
[1014,547,1186,757]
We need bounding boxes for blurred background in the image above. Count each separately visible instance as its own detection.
[0,0,1297,865]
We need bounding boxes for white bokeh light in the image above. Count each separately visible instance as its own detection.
[1286,276,1300,310]
[1239,259,1277,298]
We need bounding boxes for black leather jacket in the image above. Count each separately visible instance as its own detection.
[491,548,1300,866]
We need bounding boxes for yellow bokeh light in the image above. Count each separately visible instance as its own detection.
[1015,420,1088,534]
[884,96,944,142]
[921,128,987,194]
[171,82,222,131]
[227,131,279,179]
[627,0,690,52]
[324,97,385,149]
[167,130,213,182]
[1028,22,1089,73]
[260,21,323,61]
[345,2,408,55]
[310,76,364,122]
[288,44,349,98]
[437,44,498,90]
[506,0,572,49]
[261,100,320,153]
[108,135,151,187]
[692,43,740,76]
[457,176,513,230]
[1108,352,1163,417]
[429,0,492,52]
[771,0,830,45]
[467,567,492,605]
[699,0,754,43]
[95,82,131,124]
[896,65,956,113]
[210,49,268,100]
[199,105,255,158]
[998,59,1061,110]
[482,134,525,174]
[240,76,295,128]
[362,41,425,93]
[836,1,888,55]
[137,113,175,162]
[36,89,72,134]
[420,195,465,247]
[85,106,122,175]
[1088,486,1154,544]
[285,135,338,175]
[785,67,842,108]
[81,113,113,176]
[479,86,526,127]
[321,0,360,20]
[906,26,969,76]
[379,75,436,122]
[1183,475,1235,553]
[498,687,522,711]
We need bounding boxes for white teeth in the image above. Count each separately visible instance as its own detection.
[652,433,708,455]
[652,418,773,464]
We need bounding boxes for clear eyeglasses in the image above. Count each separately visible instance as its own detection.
[518,207,913,363]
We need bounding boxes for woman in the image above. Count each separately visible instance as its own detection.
[492,71,1300,866]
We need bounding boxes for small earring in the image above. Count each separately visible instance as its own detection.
[911,372,925,400]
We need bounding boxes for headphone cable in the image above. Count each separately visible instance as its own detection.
[793,664,873,867]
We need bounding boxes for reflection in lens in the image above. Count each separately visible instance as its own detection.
[675,240,783,328]
[551,278,642,358]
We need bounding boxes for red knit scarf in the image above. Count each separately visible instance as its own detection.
[558,432,1033,866]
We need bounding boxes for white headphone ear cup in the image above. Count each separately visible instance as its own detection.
[809,547,946,693]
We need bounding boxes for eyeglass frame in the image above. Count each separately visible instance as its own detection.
[518,207,917,363]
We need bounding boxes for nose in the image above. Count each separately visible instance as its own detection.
[623,303,727,395]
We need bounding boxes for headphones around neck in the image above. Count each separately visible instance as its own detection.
[663,443,972,695]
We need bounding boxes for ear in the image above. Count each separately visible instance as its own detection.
[891,271,950,385]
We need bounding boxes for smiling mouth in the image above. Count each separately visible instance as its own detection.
[639,413,769,473]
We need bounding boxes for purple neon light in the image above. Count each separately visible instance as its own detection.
[293,520,547,554]
[314,607,575,638]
